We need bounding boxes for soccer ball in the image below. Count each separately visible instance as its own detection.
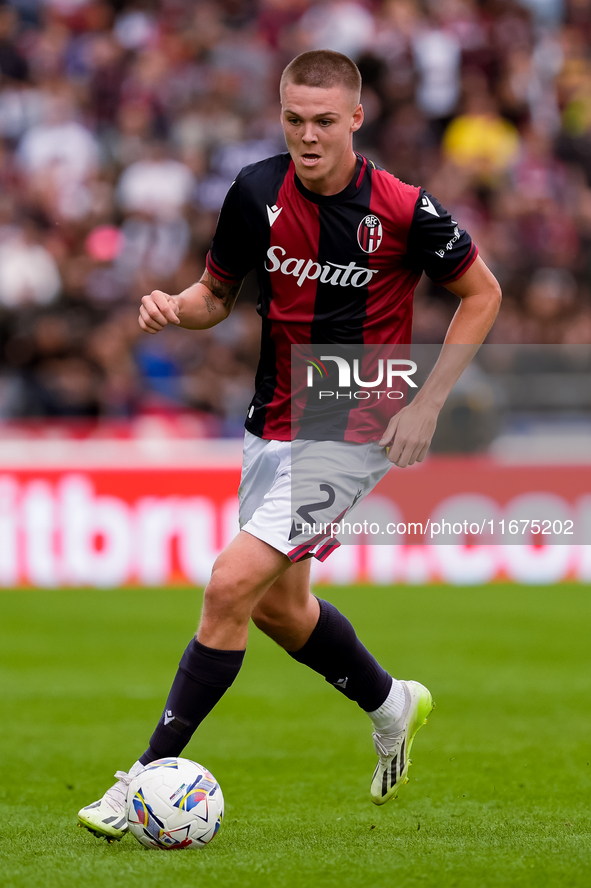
[126,757,224,850]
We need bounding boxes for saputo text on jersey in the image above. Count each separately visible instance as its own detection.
[265,246,379,288]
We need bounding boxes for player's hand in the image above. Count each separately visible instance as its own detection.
[139,290,181,334]
[379,400,439,467]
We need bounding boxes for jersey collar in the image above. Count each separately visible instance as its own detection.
[293,154,367,206]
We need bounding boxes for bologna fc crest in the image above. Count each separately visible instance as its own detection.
[357,214,383,253]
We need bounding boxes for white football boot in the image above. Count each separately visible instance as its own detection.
[370,680,434,806]
[78,762,144,842]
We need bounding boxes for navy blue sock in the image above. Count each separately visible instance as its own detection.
[288,599,392,712]
[140,639,245,764]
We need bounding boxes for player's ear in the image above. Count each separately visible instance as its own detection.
[351,103,364,132]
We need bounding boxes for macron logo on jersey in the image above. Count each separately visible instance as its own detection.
[420,195,439,217]
[266,204,283,227]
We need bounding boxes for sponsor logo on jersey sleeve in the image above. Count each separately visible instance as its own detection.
[435,225,461,258]
[357,214,383,253]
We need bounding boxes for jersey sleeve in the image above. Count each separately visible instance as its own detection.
[404,189,478,285]
[206,177,256,285]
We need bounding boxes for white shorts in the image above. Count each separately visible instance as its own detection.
[238,431,391,562]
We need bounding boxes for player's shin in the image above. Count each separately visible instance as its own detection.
[287,598,405,716]
[140,638,245,764]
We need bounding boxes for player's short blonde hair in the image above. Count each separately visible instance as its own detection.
[280,50,362,105]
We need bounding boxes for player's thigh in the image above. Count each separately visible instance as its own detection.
[205,530,291,612]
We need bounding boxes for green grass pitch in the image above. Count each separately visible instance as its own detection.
[0,583,590,888]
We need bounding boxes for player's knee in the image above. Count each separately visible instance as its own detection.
[204,563,257,614]
[250,602,273,634]
[251,600,289,636]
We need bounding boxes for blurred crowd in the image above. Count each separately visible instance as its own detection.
[1,0,591,435]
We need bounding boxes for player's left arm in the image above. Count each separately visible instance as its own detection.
[380,255,501,467]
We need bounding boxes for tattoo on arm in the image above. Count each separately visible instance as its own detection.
[199,271,243,314]
[202,290,218,313]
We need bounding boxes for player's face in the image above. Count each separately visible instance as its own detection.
[280,82,363,194]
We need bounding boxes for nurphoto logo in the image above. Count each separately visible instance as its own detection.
[304,355,417,401]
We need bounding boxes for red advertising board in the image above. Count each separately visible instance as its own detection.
[1,452,589,587]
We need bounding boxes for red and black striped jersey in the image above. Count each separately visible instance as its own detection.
[206,152,478,441]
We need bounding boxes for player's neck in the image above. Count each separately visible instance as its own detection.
[297,149,358,196]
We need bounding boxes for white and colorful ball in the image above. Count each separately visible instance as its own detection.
[125,757,224,850]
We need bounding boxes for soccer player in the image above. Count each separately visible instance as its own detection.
[78,50,501,840]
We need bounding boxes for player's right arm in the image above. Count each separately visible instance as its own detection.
[138,270,243,334]
[139,173,255,335]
